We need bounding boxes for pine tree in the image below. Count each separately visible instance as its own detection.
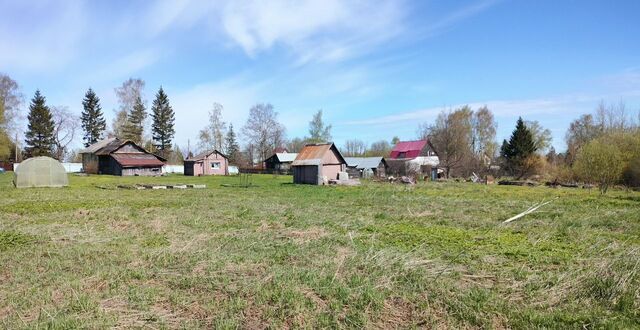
[81,88,106,147]
[225,123,240,164]
[122,95,146,144]
[24,90,55,158]
[503,117,537,176]
[151,87,175,157]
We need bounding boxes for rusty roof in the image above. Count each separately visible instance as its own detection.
[292,143,346,166]
[111,153,165,167]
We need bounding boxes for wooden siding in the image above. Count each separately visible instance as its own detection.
[293,165,320,184]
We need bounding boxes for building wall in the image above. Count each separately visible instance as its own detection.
[185,152,228,176]
[184,162,195,176]
[293,165,320,184]
[82,153,99,174]
[321,164,343,180]
[200,152,228,175]
[122,167,163,176]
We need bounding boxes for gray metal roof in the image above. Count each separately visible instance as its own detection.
[276,153,297,162]
[79,137,117,154]
[344,157,384,169]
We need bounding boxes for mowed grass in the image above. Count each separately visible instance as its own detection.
[0,173,639,329]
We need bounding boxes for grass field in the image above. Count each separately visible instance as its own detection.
[0,173,639,329]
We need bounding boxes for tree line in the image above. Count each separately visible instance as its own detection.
[1,72,639,192]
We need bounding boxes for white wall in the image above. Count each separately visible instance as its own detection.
[163,165,184,174]
[13,162,82,173]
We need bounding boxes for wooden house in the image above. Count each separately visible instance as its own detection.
[344,157,387,178]
[80,138,166,176]
[292,143,346,185]
[263,152,298,172]
[184,150,228,176]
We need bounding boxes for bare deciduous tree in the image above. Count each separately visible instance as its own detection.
[113,78,145,138]
[367,140,391,157]
[342,139,367,156]
[242,103,286,164]
[525,120,552,154]
[51,105,79,161]
[472,106,497,161]
[419,106,473,178]
[198,102,227,152]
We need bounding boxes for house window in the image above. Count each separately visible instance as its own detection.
[398,152,406,158]
[211,162,221,169]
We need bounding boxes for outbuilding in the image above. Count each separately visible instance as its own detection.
[292,143,346,185]
[80,138,166,176]
[13,156,69,188]
[263,152,298,173]
[184,150,228,176]
[344,157,388,178]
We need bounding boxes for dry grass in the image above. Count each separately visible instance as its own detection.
[0,173,639,328]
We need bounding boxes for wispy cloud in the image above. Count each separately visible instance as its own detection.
[420,0,501,38]
[143,0,406,64]
[89,49,161,83]
[0,0,87,71]
[343,91,638,127]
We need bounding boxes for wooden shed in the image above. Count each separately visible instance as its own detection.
[344,157,387,178]
[184,150,228,176]
[292,143,346,185]
[80,138,166,176]
[263,152,298,173]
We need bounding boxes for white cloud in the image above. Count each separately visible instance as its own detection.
[143,0,406,64]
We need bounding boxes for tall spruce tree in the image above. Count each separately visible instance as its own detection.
[502,117,536,175]
[225,123,240,164]
[150,87,175,157]
[122,95,146,144]
[81,88,106,147]
[24,90,55,157]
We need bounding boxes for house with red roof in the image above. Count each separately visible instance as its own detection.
[388,139,441,178]
[389,140,438,159]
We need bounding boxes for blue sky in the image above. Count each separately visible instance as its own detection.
[2,0,639,152]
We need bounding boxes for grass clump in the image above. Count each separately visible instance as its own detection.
[0,230,38,251]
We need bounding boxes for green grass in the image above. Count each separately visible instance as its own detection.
[0,173,638,328]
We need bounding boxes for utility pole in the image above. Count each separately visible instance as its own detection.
[14,133,18,163]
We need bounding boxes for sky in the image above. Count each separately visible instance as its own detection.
[2,0,640,153]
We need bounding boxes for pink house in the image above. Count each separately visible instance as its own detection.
[184,150,229,176]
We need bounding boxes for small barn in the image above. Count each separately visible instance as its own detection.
[345,157,387,178]
[264,152,298,172]
[14,156,69,188]
[292,143,346,185]
[80,138,166,176]
[184,150,228,176]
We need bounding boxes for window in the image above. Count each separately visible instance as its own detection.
[211,162,221,169]
[398,152,406,158]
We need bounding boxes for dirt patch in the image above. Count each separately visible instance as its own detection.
[283,227,327,243]
[82,276,108,294]
[0,305,13,320]
[223,262,267,277]
[243,300,268,330]
[299,287,327,310]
